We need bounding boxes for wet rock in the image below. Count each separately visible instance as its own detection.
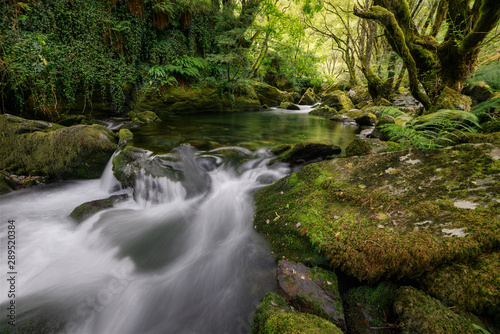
[70,194,129,223]
[330,115,357,125]
[277,261,346,330]
[428,87,472,114]
[255,144,500,281]
[270,144,292,156]
[394,286,488,333]
[278,102,301,110]
[270,140,341,165]
[0,115,117,179]
[251,292,343,334]
[322,90,355,111]
[298,87,319,105]
[345,138,371,157]
[354,113,376,126]
[344,282,397,334]
[118,129,133,147]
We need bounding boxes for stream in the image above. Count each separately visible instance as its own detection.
[0,107,358,334]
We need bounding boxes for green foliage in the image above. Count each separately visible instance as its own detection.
[377,106,407,119]
[471,97,500,120]
[465,62,500,91]
[380,110,480,149]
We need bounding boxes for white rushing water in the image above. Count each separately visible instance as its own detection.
[0,146,288,334]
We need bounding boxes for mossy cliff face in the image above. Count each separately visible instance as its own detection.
[134,85,261,115]
[0,115,117,179]
[254,144,500,281]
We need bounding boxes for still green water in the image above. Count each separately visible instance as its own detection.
[131,108,359,153]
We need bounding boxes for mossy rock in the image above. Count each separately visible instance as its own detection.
[57,115,87,126]
[132,110,161,123]
[0,116,117,179]
[354,113,377,126]
[436,131,500,146]
[394,286,487,334]
[118,129,134,147]
[276,261,345,330]
[421,251,500,317]
[371,115,395,141]
[0,114,63,135]
[344,282,398,334]
[462,82,493,103]
[252,82,292,107]
[298,88,319,105]
[345,138,372,157]
[0,173,16,194]
[70,194,128,223]
[428,87,472,114]
[255,144,500,281]
[347,85,371,106]
[322,90,355,111]
[134,85,261,114]
[309,105,337,116]
[270,144,292,156]
[270,140,341,165]
[278,102,301,110]
[251,293,342,334]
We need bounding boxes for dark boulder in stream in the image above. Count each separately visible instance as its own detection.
[269,139,341,165]
[70,194,129,223]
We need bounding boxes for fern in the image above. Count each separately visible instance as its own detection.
[380,110,480,149]
[377,106,407,119]
[471,97,500,120]
[465,62,500,91]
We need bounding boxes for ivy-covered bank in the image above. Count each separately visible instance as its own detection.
[253,143,500,332]
[0,0,264,121]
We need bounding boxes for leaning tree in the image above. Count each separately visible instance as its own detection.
[354,0,500,112]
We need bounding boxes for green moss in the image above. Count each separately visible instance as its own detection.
[70,198,113,222]
[0,118,117,179]
[118,129,134,147]
[251,292,342,334]
[395,286,486,333]
[0,174,15,194]
[309,105,337,116]
[422,251,500,317]
[255,144,500,281]
[345,138,372,157]
[344,282,397,333]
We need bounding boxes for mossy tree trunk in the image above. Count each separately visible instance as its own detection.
[354,0,500,113]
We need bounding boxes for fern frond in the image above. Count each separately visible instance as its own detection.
[377,106,406,118]
[465,62,500,91]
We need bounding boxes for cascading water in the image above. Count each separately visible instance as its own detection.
[0,146,289,334]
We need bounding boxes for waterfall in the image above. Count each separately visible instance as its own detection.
[0,146,288,334]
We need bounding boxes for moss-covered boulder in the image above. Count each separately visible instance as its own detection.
[394,286,487,333]
[322,90,355,111]
[70,194,128,223]
[463,82,493,103]
[278,102,301,110]
[354,113,377,126]
[345,138,372,157]
[309,105,337,116]
[0,172,16,194]
[124,110,162,129]
[252,82,293,107]
[393,94,424,114]
[0,115,117,179]
[270,140,341,165]
[118,129,134,147]
[298,88,319,105]
[344,282,397,334]
[276,261,345,330]
[134,85,261,115]
[255,144,500,281]
[421,251,499,317]
[251,293,342,334]
[428,87,472,114]
[347,85,371,106]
